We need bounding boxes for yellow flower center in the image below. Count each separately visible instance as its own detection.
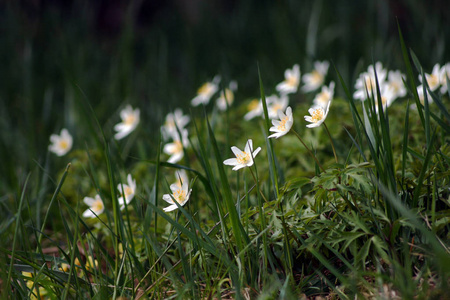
[173,140,183,153]
[173,189,187,203]
[277,116,289,131]
[286,74,299,87]
[59,140,69,150]
[427,74,439,89]
[310,70,322,85]
[124,186,133,197]
[271,103,282,113]
[236,152,251,164]
[365,77,374,91]
[311,108,324,123]
[197,82,213,95]
[92,199,104,213]
[124,114,136,126]
[247,99,259,111]
[165,119,175,129]
[316,91,329,106]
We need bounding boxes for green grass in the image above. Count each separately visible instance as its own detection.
[1,1,450,299]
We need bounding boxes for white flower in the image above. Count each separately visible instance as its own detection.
[304,100,332,128]
[374,85,396,113]
[117,174,136,210]
[49,128,73,156]
[267,94,289,119]
[244,99,263,120]
[353,62,388,100]
[268,106,293,139]
[163,129,189,164]
[276,64,301,95]
[302,61,329,92]
[223,139,262,171]
[439,63,450,94]
[191,75,221,106]
[216,81,238,111]
[418,63,440,92]
[114,105,140,140]
[313,81,335,108]
[410,85,433,110]
[161,108,190,141]
[82,194,104,218]
[386,70,407,100]
[162,172,192,212]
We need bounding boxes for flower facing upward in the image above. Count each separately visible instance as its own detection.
[223,139,262,171]
[302,61,330,92]
[82,194,104,218]
[163,129,189,163]
[268,106,293,139]
[276,64,301,95]
[162,172,192,212]
[304,100,332,128]
[117,174,136,210]
[313,81,335,108]
[419,63,441,92]
[161,108,190,141]
[49,128,73,156]
[191,75,221,106]
[114,105,140,140]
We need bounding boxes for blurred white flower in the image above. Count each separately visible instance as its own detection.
[304,100,332,128]
[223,139,261,171]
[410,85,433,110]
[49,128,73,156]
[353,62,388,100]
[276,64,301,95]
[374,85,396,113]
[163,129,189,164]
[302,61,329,92]
[267,94,289,119]
[268,106,293,139]
[114,105,140,140]
[439,63,450,94]
[313,81,335,108]
[386,70,407,100]
[419,63,440,92]
[161,108,190,141]
[244,99,263,120]
[162,172,192,212]
[216,81,238,111]
[117,174,136,210]
[191,75,221,106]
[82,194,104,218]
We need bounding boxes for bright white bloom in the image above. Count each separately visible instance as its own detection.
[162,172,192,212]
[216,81,238,111]
[268,106,293,139]
[353,62,388,100]
[163,129,189,164]
[114,105,140,140]
[276,64,301,95]
[439,63,450,94]
[304,100,332,128]
[223,139,262,171]
[410,85,433,110]
[418,64,440,92]
[386,70,407,100]
[161,108,190,141]
[374,85,397,113]
[244,99,263,120]
[117,174,136,210]
[49,128,73,156]
[313,81,335,108]
[302,61,329,92]
[82,194,104,218]
[267,94,289,119]
[191,75,221,106]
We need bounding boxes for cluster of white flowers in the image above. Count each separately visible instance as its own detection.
[416,63,450,105]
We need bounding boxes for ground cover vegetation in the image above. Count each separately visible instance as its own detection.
[1,1,449,299]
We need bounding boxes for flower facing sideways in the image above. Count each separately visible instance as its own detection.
[313,81,335,108]
[117,174,136,210]
[276,64,301,95]
[162,171,192,212]
[82,194,104,218]
[268,106,293,139]
[419,63,441,92]
[244,99,263,120]
[161,108,190,141]
[114,105,140,140]
[49,128,73,156]
[163,129,189,163]
[302,61,329,92]
[267,94,289,119]
[191,75,221,106]
[304,100,332,128]
[223,139,261,171]
[216,81,238,111]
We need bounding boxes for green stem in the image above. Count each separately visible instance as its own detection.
[323,122,338,164]
[291,129,325,172]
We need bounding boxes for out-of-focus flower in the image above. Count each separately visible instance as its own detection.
[439,63,450,94]
[223,139,261,171]
[267,94,289,119]
[304,100,332,128]
[386,70,407,100]
[163,129,189,164]
[313,81,335,108]
[117,174,136,210]
[216,81,238,111]
[418,63,440,92]
[49,128,73,156]
[302,61,329,92]
[161,108,190,141]
[268,106,293,139]
[244,99,263,120]
[82,194,104,219]
[276,64,301,95]
[114,105,140,140]
[353,62,388,100]
[191,75,221,106]
[374,85,396,113]
[22,272,48,300]
[162,171,192,212]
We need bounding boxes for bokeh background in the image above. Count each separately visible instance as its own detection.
[0,0,449,192]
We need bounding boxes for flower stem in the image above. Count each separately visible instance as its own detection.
[291,129,325,172]
[249,167,269,202]
[323,122,338,164]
